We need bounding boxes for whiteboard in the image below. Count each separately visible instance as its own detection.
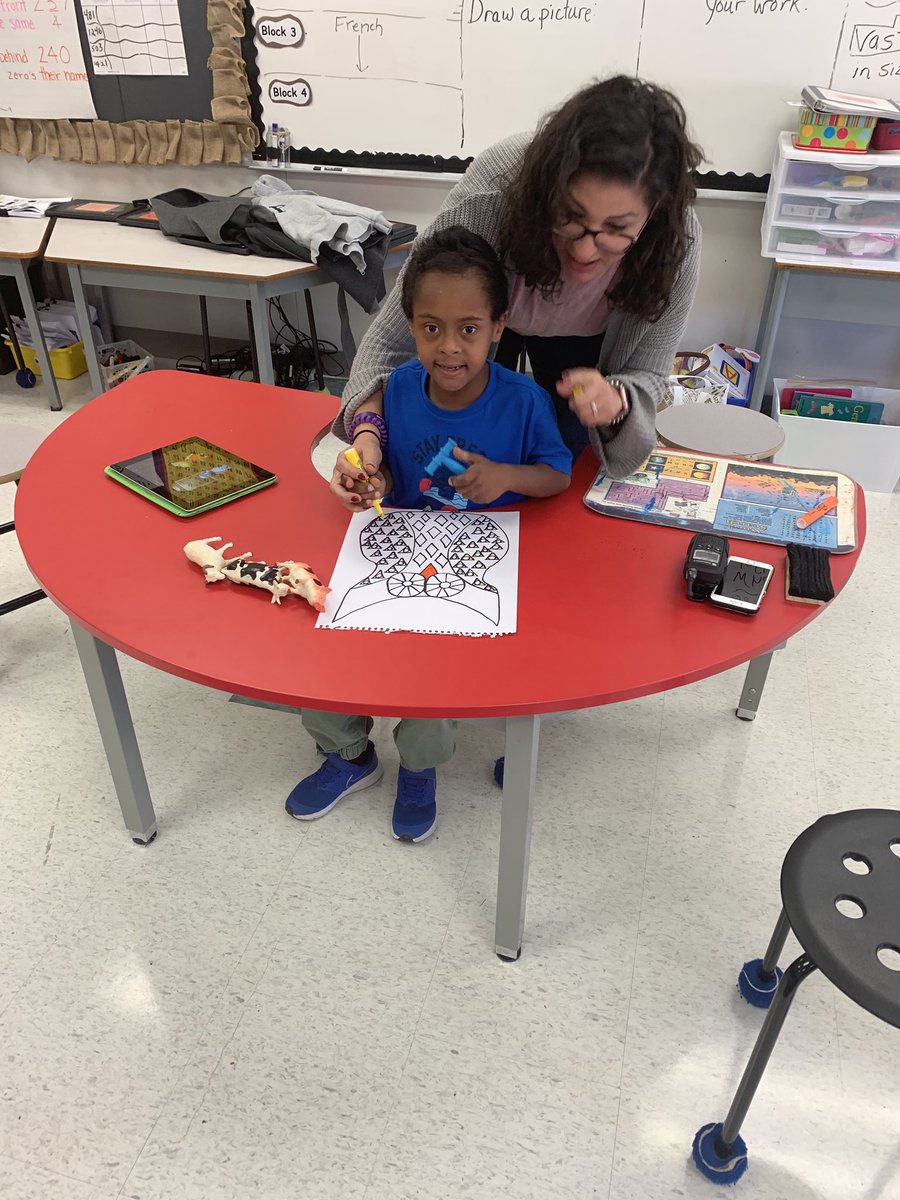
[1,0,96,119]
[250,1,900,176]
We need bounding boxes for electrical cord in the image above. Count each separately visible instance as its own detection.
[173,298,345,388]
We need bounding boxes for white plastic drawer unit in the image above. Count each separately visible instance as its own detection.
[762,133,900,266]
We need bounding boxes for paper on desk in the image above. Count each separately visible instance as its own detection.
[0,195,71,217]
[317,508,520,637]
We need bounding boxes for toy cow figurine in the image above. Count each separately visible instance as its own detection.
[183,536,331,612]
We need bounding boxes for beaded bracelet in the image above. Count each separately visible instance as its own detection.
[347,410,388,450]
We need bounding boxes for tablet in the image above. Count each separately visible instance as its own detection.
[106,437,277,517]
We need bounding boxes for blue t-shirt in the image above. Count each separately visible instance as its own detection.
[382,359,572,511]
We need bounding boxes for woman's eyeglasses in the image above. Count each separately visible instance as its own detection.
[552,210,653,257]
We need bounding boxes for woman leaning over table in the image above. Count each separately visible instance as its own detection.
[331,73,704,504]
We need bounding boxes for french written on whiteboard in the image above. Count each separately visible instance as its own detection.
[79,1,187,76]
[0,0,97,119]
[251,0,606,159]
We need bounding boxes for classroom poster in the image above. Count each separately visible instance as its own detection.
[1,0,96,118]
[79,1,188,76]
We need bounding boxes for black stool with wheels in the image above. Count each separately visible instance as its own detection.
[693,809,900,1185]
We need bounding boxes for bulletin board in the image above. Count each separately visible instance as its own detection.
[0,0,258,167]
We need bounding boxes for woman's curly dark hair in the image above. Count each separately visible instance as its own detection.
[497,75,704,322]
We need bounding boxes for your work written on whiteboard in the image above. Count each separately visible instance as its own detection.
[638,0,900,177]
[1,0,96,119]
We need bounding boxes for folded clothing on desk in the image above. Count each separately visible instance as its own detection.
[252,174,391,272]
[150,185,402,315]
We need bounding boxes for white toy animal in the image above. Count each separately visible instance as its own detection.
[183,537,331,612]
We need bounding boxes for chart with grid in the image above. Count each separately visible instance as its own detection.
[80,1,188,76]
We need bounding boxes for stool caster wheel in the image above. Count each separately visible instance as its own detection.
[132,830,158,846]
[16,367,37,389]
[738,958,783,1008]
[692,1121,748,1185]
[493,756,504,788]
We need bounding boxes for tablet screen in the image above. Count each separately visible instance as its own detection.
[109,437,275,512]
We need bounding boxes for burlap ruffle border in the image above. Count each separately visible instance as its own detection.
[0,0,259,166]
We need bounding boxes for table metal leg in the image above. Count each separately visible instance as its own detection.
[736,644,785,721]
[67,264,105,396]
[249,283,274,386]
[303,291,326,390]
[495,714,540,960]
[749,266,790,412]
[12,259,62,412]
[199,296,212,373]
[69,620,157,845]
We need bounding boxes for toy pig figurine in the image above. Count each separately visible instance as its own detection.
[183,537,331,612]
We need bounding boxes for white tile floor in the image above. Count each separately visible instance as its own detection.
[2,373,899,1200]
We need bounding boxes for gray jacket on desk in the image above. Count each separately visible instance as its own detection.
[334,133,702,480]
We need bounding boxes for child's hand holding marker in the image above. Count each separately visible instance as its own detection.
[451,447,511,506]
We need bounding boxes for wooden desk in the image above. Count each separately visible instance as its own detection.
[44,221,411,395]
[0,218,61,412]
[15,372,865,959]
[750,256,900,411]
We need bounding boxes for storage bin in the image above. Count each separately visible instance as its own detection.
[773,379,900,493]
[97,339,153,389]
[762,134,900,266]
[872,119,900,152]
[2,338,87,380]
[794,108,876,153]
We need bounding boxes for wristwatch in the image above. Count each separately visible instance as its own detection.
[606,377,630,426]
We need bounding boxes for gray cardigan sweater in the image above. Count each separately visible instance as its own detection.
[334,133,702,480]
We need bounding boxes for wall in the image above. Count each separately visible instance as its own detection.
[3,153,899,391]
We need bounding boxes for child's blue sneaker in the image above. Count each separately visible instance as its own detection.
[391,766,437,843]
[286,742,382,820]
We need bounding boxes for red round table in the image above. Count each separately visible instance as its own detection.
[15,372,865,958]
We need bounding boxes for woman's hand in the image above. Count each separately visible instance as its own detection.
[556,368,626,428]
[329,431,384,511]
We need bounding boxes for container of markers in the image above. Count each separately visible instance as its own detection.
[98,339,154,389]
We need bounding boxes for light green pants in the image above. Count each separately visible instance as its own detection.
[301,709,458,772]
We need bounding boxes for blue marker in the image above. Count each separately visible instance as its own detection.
[424,436,467,477]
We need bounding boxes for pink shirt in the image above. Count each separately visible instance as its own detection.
[506,262,621,338]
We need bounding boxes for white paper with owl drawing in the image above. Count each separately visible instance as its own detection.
[316,509,519,637]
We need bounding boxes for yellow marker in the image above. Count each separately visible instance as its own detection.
[573,383,598,418]
[346,447,384,517]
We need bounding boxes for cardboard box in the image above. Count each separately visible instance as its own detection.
[794,108,876,153]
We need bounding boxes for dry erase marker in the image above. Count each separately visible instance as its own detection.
[795,494,837,530]
[345,448,384,517]
[312,165,345,173]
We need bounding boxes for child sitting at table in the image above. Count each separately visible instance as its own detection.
[286,226,572,842]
